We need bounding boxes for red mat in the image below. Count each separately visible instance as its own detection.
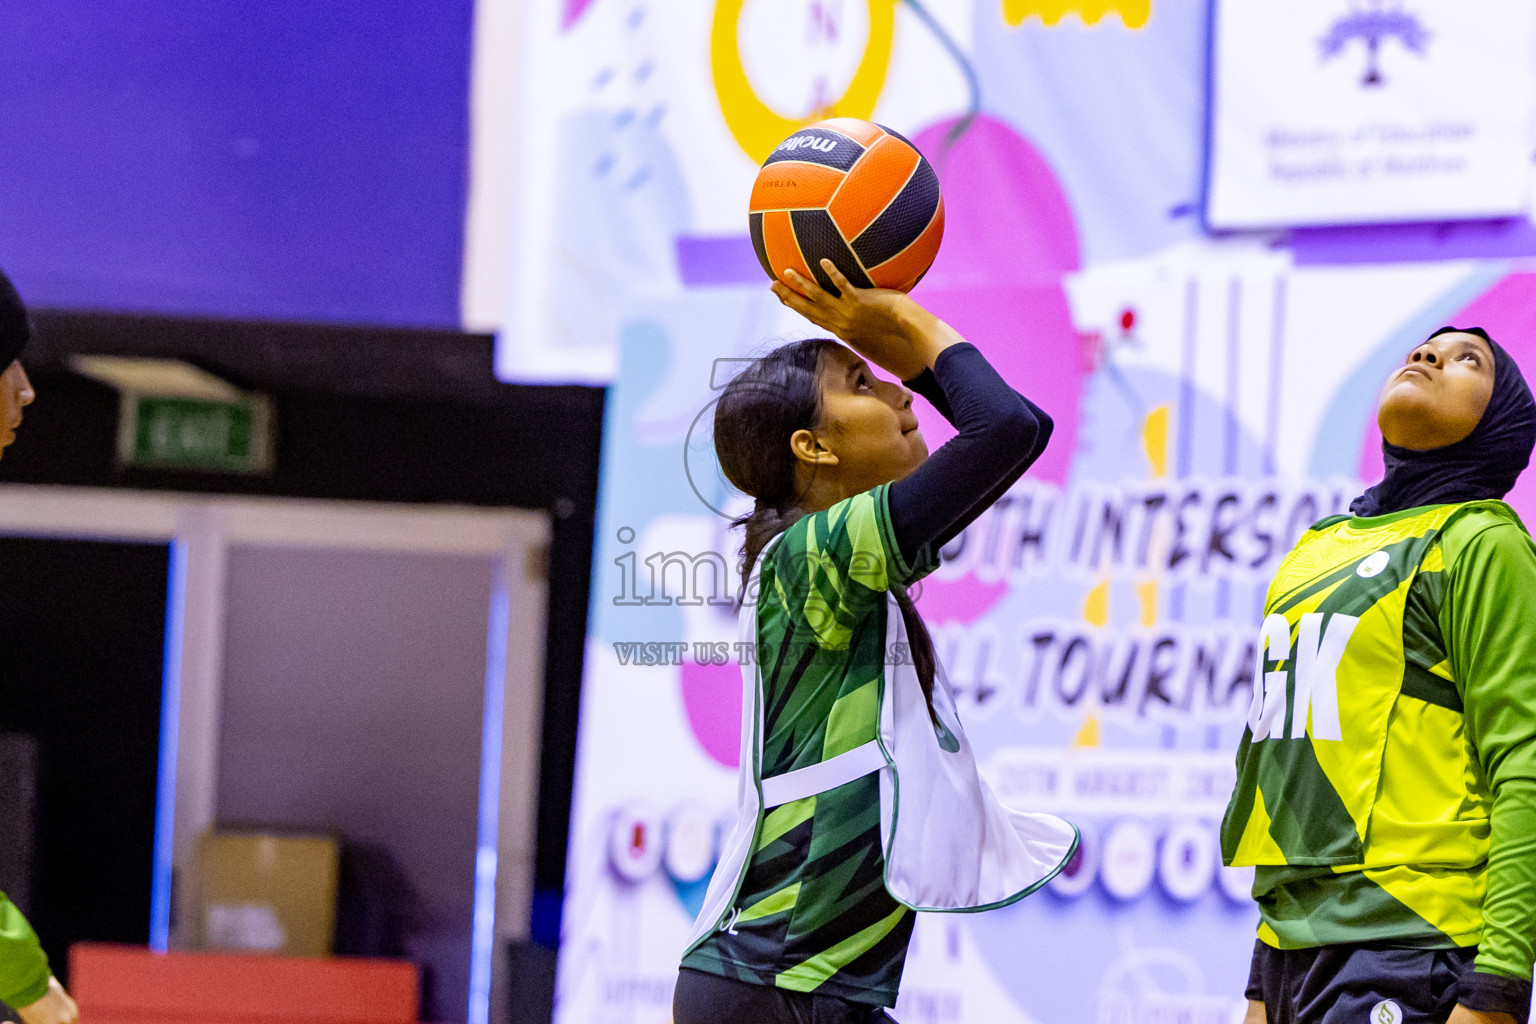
[69,944,419,1024]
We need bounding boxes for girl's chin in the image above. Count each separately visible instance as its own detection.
[1378,392,1437,432]
[1380,380,1426,406]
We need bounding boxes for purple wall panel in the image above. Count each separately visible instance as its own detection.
[0,1,472,327]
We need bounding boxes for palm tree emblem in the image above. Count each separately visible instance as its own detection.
[1319,0,1430,87]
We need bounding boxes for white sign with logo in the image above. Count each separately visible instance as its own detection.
[1206,0,1536,229]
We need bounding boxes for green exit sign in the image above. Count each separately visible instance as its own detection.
[123,395,273,474]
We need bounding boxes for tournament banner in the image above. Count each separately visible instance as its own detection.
[1206,0,1536,230]
[494,3,1536,1022]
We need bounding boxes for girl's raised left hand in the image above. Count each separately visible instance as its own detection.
[771,259,957,381]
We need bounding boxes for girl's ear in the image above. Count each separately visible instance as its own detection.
[790,428,839,467]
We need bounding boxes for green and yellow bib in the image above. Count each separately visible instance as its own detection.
[1221,501,1518,949]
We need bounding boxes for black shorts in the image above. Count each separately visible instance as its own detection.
[673,967,899,1024]
[1246,941,1483,1024]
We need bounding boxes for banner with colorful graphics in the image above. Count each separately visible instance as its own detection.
[1205,0,1536,229]
[495,4,1536,1023]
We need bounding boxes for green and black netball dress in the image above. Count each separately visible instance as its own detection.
[1223,328,1536,1023]
[1223,500,1536,945]
[682,488,929,1005]
[683,482,1076,1008]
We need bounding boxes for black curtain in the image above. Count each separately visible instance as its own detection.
[0,538,169,984]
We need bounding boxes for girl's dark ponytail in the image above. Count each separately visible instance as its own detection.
[736,497,805,595]
[715,339,943,728]
[715,338,832,592]
[892,586,940,726]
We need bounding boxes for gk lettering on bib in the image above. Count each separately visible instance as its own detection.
[1247,611,1359,742]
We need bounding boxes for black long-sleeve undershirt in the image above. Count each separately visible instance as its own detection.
[886,342,1053,570]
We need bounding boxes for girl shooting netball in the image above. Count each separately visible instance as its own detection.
[672,258,1076,1024]
[1223,327,1536,1024]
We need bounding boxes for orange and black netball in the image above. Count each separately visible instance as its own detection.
[748,118,944,296]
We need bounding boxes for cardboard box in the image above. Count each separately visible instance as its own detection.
[195,831,339,958]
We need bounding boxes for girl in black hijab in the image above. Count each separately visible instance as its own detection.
[1223,327,1536,1024]
[1351,327,1536,517]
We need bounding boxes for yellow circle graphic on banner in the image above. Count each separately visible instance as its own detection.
[711,0,897,163]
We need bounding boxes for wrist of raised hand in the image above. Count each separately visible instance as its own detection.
[874,302,954,369]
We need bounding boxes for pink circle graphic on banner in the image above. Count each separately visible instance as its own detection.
[680,657,742,768]
[563,0,597,30]
[907,115,1084,626]
[911,115,1082,487]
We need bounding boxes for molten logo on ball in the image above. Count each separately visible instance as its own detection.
[776,136,840,154]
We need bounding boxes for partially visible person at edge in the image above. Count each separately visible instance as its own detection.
[0,268,73,1024]
[672,260,1074,1023]
[1222,326,1536,1024]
